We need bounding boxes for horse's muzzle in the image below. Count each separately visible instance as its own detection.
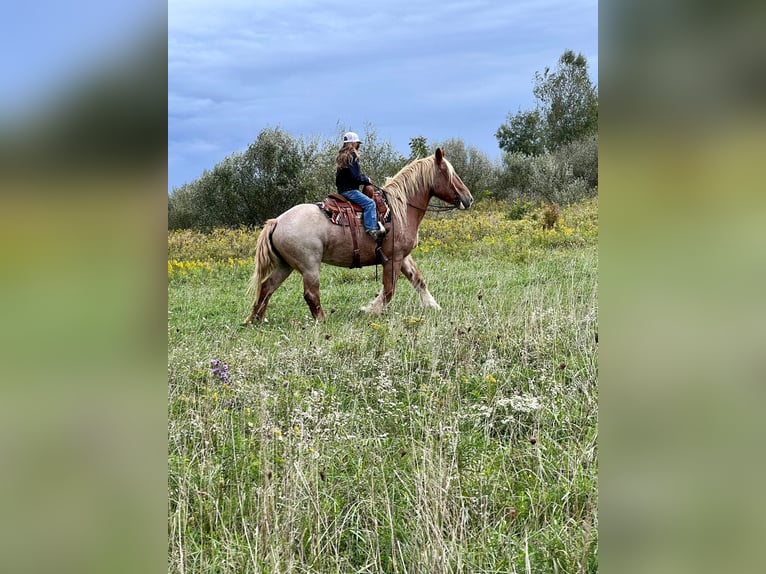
[457,196,474,210]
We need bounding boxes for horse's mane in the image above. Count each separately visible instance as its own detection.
[383,154,456,232]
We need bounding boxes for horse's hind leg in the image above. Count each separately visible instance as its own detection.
[401,255,441,310]
[301,271,325,320]
[247,265,293,323]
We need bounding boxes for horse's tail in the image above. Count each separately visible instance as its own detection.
[247,219,279,302]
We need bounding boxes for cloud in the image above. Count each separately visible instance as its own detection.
[168,0,598,189]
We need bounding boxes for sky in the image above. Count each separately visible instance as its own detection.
[1,1,159,113]
[168,0,598,191]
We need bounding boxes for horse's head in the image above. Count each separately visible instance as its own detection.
[432,148,474,210]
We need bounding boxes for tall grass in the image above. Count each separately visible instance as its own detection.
[168,200,598,573]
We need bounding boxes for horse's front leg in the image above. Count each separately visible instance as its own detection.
[361,257,403,315]
[400,255,441,310]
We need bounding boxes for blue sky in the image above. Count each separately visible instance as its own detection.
[168,0,597,191]
[1,1,158,114]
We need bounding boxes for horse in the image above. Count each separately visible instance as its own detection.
[244,147,473,322]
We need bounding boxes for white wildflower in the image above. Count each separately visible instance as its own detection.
[496,394,542,413]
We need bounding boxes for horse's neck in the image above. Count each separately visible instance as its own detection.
[387,161,432,229]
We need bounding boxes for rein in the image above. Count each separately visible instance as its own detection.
[420,201,461,213]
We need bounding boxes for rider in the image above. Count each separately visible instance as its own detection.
[335,132,387,240]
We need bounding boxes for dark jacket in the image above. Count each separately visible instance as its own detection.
[335,155,371,192]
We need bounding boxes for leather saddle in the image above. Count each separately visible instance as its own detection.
[317,189,391,269]
[319,190,390,227]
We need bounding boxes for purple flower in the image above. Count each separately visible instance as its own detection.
[209,359,233,387]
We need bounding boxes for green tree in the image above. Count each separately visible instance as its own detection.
[168,127,317,229]
[408,135,429,159]
[495,108,545,156]
[534,50,598,148]
[167,182,200,229]
[496,50,597,154]
[241,127,317,222]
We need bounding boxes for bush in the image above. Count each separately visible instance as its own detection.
[527,154,571,204]
[354,126,407,186]
[505,199,535,220]
[168,183,200,230]
[541,202,561,229]
[553,133,598,189]
[169,125,408,230]
[495,152,534,201]
[495,135,597,205]
[433,138,498,198]
[168,128,318,230]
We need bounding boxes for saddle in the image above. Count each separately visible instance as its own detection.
[319,190,390,226]
[318,189,391,269]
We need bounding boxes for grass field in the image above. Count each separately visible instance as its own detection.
[168,199,598,573]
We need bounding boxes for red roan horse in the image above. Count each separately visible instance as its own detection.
[245,148,473,322]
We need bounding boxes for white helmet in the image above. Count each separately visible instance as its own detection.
[342,131,362,144]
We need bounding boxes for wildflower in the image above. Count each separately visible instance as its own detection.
[209,359,232,386]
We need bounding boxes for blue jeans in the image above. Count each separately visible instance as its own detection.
[340,189,377,232]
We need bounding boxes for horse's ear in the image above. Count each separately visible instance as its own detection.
[435,147,443,165]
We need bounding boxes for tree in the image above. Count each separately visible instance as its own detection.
[167,127,317,229]
[239,127,317,222]
[534,50,598,148]
[434,138,497,198]
[168,183,200,229]
[356,126,407,184]
[168,125,411,230]
[495,108,545,155]
[408,135,429,159]
[496,50,597,154]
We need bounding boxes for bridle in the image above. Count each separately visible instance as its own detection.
[370,165,467,286]
[374,169,466,214]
